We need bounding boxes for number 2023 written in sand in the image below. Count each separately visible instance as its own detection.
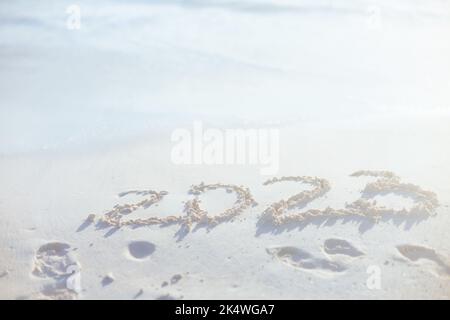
[88,170,439,233]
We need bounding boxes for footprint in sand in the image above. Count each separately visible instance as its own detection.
[32,242,77,278]
[266,246,347,275]
[32,242,81,299]
[127,241,155,260]
[323,239,364,258]
[396,244,450,277]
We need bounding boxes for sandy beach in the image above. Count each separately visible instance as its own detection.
[0,0,449,299]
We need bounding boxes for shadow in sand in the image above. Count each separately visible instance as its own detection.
[171,218,230,242]
[133,289,144,300]
[76,217,94,232]
[88,220,120,238]
[80,216,181,239]
[255,210,430,237]
[173,219,230,242]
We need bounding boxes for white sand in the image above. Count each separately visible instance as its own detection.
[0,0,449,299]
